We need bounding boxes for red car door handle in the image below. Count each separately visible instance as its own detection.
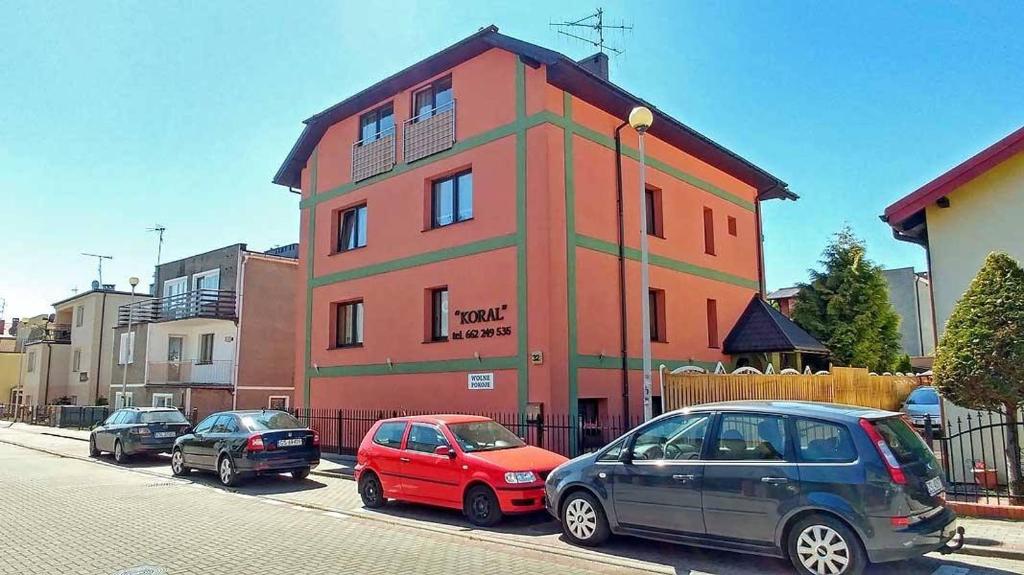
[399,457,411,463]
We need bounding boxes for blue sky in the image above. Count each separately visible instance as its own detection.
[2,1,1022,320]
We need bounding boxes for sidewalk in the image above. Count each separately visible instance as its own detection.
[2,420,1022,563]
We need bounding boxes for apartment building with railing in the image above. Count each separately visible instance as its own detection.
[275,27,799,420]
[110,243,298,419]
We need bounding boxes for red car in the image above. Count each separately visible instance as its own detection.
[355,415,568,526]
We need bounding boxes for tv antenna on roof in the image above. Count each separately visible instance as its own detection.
[148,224,166,287]
[550,7,632,55]
[81,253,113,287]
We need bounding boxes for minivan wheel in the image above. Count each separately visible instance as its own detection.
[788,515,866,575]
[358,472,386,508]
[88,436,100,457]
[560,491,610,546]
[291,467,310,481]
[113,440,128,464]
[463,485,503,527]
[170,448,190,477]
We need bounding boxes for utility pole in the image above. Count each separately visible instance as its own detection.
[148,225,166,289]
[81,253,113,287]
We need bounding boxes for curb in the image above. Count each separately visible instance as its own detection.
[0,434,673,574]
[957,544,1024,562]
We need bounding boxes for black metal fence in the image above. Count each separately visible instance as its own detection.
[291,408,643,458]
[0,404,200,429]
[925,411,1024,506]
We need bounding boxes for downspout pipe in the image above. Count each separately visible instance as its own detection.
[94,292,107,403]
[614,121,630,423]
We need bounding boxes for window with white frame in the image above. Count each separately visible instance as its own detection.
[72,348,82,372]
[268,396,289,410]
[118,332,135,365]
[75,305,85,327]
[152,393,174,408]
[192,269,220,291]
[115,391,134,408]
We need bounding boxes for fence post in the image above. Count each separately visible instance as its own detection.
[924,415,934,449]
[336,409,343,455]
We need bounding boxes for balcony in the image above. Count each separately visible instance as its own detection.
[117,289,236,327]
[25,324,72,344]
[351,127,396,182]
[147,360,233,386]
[404,100,455,164]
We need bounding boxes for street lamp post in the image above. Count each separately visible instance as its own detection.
[629,106,654,421]
[120,277,140,408]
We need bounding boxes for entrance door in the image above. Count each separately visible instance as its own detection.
[167,336,184,382]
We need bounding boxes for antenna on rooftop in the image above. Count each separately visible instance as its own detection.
[148,224,166,287]
[550,7,631,55]
[81,253,113,287]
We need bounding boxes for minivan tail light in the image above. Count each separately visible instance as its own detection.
[246,434,265,452]
[130,426,151,436]
[859,418,907,485]
[312,431,320,447]
[890,516,910,528]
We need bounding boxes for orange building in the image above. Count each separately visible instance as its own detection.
[274,27,798,421]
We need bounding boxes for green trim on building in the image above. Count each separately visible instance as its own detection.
[514,59,529,412]
[310,234,517,287]
[303,147,319,405]
[563,92,579,419]
[576,354,721,372]
[575,235,760,290]
[307,355,519,378]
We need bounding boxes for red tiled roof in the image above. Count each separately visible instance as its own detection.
[883,125,1024,227]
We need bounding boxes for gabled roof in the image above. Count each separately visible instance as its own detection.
[723,296,828,355]
[765,286,800,300]
[882,124,1024,240]
[274,26,794,201]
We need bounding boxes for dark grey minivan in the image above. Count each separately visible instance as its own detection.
[545,401,963,575]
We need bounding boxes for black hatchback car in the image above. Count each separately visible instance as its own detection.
[545,401,963,575]
[171,410,320,486]
[90,407,192,463]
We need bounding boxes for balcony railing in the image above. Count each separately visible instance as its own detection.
[351,126,396,182]
[404,100,455,163]
[117,289,236,327]
[25,324,72,344]
[148,360,233,386]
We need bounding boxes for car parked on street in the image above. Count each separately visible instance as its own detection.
[900,386,942,433]
[89,407,192,463]
[170,409,320,486]
[355,415,568,526]
[544,401,963,575]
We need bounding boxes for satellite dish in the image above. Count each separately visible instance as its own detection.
[91,280,100,289]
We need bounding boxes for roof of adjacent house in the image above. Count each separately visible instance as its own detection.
[723,296,829,355]
[273,26,794,201]
[765,286,800,300]
[51,288,140,308]
[882,124,1024,240]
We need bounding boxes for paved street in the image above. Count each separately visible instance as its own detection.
[2,427,1023,575]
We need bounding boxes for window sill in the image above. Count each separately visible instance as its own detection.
[423,338,448,344]
[423,217,474,232]
[330,245,367,257]
[646,232,666,240]
[329,344,364,350]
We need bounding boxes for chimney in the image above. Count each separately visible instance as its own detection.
[576,52,609,81]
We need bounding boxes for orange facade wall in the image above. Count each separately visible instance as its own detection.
[235,255,298,408]
[295,48,768,419]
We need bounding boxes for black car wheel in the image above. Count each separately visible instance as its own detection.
[218,455,240,487]
[560,490,610,546]
[358,472,386,508]
[113,440,129,464]
[88,436,100,457]
[463,484,503,527]
[170,448,191,477]
[291,467,310,481]
[788,514,866,575]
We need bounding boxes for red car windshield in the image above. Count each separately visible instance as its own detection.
[448,421,525,452]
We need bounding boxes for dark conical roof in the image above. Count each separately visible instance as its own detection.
[723,296,828,355]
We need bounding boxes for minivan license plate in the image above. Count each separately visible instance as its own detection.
[155,432,176,439]
[926,476,944,496]
[278,438,303,447]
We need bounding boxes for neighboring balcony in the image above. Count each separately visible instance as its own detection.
[351,126,396,182]
[25,324,72,344]
[147,360,233,386]
[117,289,237,327]
[404,100,455,164]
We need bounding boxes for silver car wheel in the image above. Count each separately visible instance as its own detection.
[171,450,183,474]
[564,497,597,540]
[796,524,850,575]
[219,458,232,484]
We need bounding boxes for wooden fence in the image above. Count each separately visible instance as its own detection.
[660,366,921,412]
